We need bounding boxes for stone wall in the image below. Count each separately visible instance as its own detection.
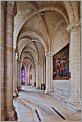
[52,20,70,98]
[53,80,71,98]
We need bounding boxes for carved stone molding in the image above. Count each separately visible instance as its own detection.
[6,1,17,15]
[1,1,6,5]
[66,21,81,32]
[45,51,53,56]
[1,1,6,10]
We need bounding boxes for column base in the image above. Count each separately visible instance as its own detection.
[32,84,34,87]
[50,88,54,92]
[5,106,18,121]
[73,99,81,112]
[36,82,40,89]
[36,86,40,89]
[13,91,17,98]
[45,88,49,94]
[17,86,22,91]
[1,109,6,121]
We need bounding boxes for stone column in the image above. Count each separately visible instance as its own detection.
[45,52,53,94]
[17,59,21,90]
[43,55,46,84]
[25,66,28,86]
[20,60,22,89]
[13,50,18,96]
[38,63,42,88]
[45,52,50,93]
[32,64,36,87]
[28,66,30,85]
[4,2,17,120]
[20,62,22,86]
[25,67,27,85]
[36,63,39,89]
[1,2,6,120]
[50,53,54,91]
[15,54,18,89]
[17,60,19,88]
[67,22,81,111]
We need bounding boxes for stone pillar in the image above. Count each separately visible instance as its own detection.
[45,52,53,94]
[38,63,42,88]
[17,60,19,88]
[15,55,18,90]
[43,55,46,84]
[20,62,22,86]
[50,53,54,91]
[28,66,30,85]
[45,52,50,93]
[19,61,21,88]
[36,63,39,89]
[67,22,81,111]
[17,59,21,90]
[4,2,17,120]
[25,66,28,86]
[25,67,27,85]
[13,50,18,96]
[32,64,36,87]
[45,52,51,94]
[41,62,44,85]
[1,2,6,120]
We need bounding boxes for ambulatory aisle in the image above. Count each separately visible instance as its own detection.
[13,86,81,122]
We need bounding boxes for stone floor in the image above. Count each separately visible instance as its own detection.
[13,86,81,122]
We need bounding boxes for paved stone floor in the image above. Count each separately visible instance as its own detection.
[13,86,81,122]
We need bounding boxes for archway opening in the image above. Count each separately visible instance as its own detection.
[21,65,25,85]
[21,58,33,86]
[20,41,45,90]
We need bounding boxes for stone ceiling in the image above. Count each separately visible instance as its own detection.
[13,1,80,64]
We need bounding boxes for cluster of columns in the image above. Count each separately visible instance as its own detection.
[1,2,6,120]
[1,1,17,120]
[45,22,81,111]
[24,62,32,86]
[32,64,36,87]
[44,22,81,111]
[45,52,53,93]
[17,60,20,89]
[14,58,33,89]
[36,63,39,88]
[14,49,51,92]
[67,22,81,111]
[13,50,18,97]
[1,1,81,121]
[25,66,28,85]
[34,61,46,89]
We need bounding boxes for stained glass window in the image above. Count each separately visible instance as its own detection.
[21,67,25,82]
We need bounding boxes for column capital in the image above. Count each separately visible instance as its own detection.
[45,51,53,56]
[6,1,17,16]
[66,21,81,32]
[1,1,6,6]
[1,1,6,10]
